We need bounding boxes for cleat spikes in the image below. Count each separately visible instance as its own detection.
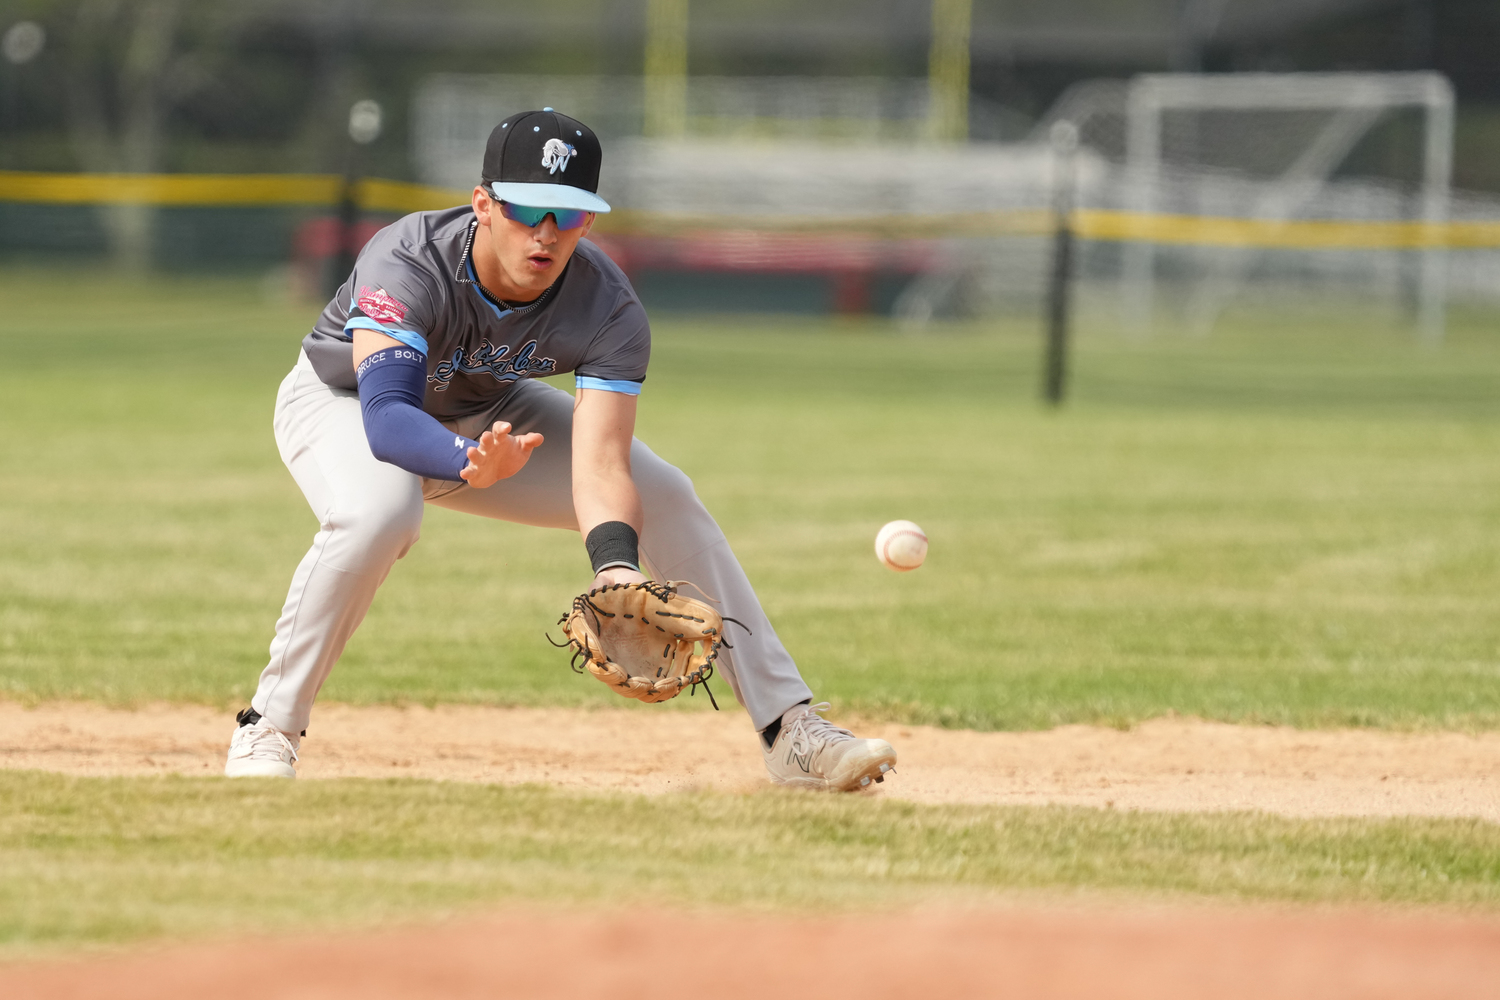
[879,762,891,773]
[874,774,884,783]
[860,775,871,787]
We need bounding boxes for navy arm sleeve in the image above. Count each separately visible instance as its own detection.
[356,347,478,482]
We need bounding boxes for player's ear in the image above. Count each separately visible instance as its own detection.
[472,187,493,225]
[581,212,596,238]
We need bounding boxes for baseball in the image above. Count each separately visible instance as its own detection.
[875,519,927,572]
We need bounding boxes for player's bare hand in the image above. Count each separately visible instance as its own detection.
[459,421,543,489]
[591,566,647,591]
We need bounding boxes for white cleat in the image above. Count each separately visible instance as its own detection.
[224,710,299,778]
[762,701,897,792]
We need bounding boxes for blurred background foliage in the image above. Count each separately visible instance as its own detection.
[1,0,1498,189]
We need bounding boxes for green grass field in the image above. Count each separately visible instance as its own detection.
[6,772,1500,953]
[3,265,1500,952]
[3,268,1499,729]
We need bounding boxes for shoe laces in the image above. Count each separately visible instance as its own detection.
[239,722,299,762]
[786,702,854,758]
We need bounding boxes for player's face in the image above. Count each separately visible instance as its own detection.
[471,189,595,302]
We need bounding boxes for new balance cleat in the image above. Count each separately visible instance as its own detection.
[224,708,299,778]
[762,701,897,792]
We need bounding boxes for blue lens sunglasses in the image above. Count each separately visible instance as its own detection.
[498,201,591,231]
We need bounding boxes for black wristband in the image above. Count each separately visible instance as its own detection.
[585,521,640,574]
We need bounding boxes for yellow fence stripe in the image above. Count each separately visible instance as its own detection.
[0,171,467,211]
[354,178,470,214]
[597,208,1500,248]
[1073,210,1500,250]
[3,171,1499,249]
[0,171,338,205]
[594,208,1055,239]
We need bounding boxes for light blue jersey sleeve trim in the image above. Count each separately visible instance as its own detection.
[343,317,429,355]
[576,376,644,395]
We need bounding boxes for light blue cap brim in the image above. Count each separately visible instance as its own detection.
[488,182,611,213]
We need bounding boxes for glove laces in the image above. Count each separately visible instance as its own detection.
[786,702,855,757]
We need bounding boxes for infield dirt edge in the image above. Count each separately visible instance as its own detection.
[4,700,1499,821]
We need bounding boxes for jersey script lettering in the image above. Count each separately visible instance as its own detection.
[429,339,558,391]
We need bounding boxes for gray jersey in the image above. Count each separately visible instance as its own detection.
[303,206,650,421]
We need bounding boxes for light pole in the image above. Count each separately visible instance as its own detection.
[928,0,971,142]
[329,99,382,298]
[2,21,46,168]
[1042,121,1078,407]
[643,0,688,138]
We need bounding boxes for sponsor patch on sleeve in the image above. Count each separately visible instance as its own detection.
[356,286,410,327]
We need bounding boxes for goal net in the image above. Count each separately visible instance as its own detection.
[1038,72,1460,337]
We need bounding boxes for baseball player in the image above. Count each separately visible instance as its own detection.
[225,109,898,792]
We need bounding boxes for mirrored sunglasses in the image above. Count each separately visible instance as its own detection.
[499,201,591,231]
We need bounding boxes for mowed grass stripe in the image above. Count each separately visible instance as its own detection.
[3,268,1500,729]
[2,771,1498,952]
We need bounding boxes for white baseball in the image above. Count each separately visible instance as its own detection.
[875,520,927,572]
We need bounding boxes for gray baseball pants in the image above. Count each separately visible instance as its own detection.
[251,351,813,736]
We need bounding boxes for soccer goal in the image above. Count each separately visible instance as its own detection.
[1097,73,1455,338]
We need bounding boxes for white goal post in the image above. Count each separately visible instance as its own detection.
[1122,73,1455,338]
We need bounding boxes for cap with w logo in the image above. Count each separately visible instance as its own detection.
[481,109,610,213]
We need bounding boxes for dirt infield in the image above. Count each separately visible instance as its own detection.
[3,700,1499,819]
[7,704,1500,996]
[5,904,1500,999]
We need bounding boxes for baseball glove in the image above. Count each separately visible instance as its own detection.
[552,581,737,707]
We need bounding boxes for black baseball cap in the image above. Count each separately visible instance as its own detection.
[481,109,610,213]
